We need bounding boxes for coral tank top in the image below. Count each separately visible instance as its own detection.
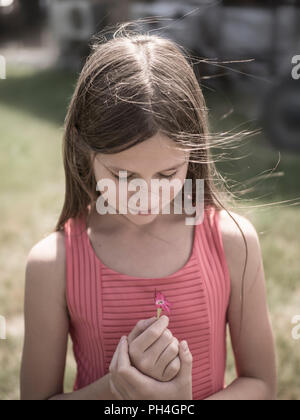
[64,205,231,400]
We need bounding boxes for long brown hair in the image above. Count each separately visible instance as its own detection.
[55,22,250,343]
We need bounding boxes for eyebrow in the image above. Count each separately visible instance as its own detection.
[106,161,186,175]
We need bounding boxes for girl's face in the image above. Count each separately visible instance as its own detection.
[92,132,190,225]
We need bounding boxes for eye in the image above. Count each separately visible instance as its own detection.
[159,172,177,179]
[111,172,133,181]
[111,172,177,181]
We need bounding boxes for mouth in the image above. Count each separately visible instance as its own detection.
[129,208,159,215]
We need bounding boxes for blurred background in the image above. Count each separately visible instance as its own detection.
[0,0,299,400]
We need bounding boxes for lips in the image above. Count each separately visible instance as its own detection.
[129,208,158,214]
[139,210,152,213]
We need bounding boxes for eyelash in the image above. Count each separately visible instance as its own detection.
[112,172,177,181]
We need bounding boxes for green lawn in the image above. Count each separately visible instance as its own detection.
[0,65,299,400]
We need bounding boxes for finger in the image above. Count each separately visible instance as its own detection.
[112,337,136,398]
[162,356,181,382]
[133,315,170,352]
[155,336,179,372]
[118,336,153,391]
[176,340,193,380]
[118,336,132,371]
[144,329,174,365]
[128,317,157,343]
[109,337,122,373]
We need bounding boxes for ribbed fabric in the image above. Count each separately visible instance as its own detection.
[64,205,231,400]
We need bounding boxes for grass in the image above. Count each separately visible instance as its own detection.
[0,65,299,400]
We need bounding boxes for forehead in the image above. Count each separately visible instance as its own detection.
[96,133,189,171]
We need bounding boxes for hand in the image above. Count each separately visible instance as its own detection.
[127,316,180,382]
[109,335,193,400]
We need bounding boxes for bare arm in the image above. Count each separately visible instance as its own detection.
[206,211,277,400]
[20,232,115,400]
[49,374,114,400]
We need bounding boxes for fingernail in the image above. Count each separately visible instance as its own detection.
[121,336,127,343]
[165,329,172,339]
[181,340,188,351]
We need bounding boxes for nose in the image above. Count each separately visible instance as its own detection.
[138,181,161,210]
[126,180,160,212]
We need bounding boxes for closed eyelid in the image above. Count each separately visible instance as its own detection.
[112,171,177,178]
[107,162,186,176]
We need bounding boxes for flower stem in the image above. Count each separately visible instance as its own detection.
[157,308,162,319]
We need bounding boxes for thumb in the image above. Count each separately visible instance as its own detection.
[141,317,158,329]
[128,317,157,343]
[177,340,193,380]
[118,336,132,370]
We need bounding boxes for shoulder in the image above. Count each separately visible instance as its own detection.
[217,209,262,289]
[27,230,65,268]
[25,231,66,303]
[218,209,260,246]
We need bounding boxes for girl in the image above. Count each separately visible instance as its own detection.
[20,24,277,400]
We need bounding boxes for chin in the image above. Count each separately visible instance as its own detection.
[124,213,160,225]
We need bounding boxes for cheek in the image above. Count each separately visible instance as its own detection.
[93,166,119,206]
[169,170,188,200]
[93,165,104,184]
[173,174,186,196]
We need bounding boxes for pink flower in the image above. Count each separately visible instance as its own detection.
[155,290,171,318]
